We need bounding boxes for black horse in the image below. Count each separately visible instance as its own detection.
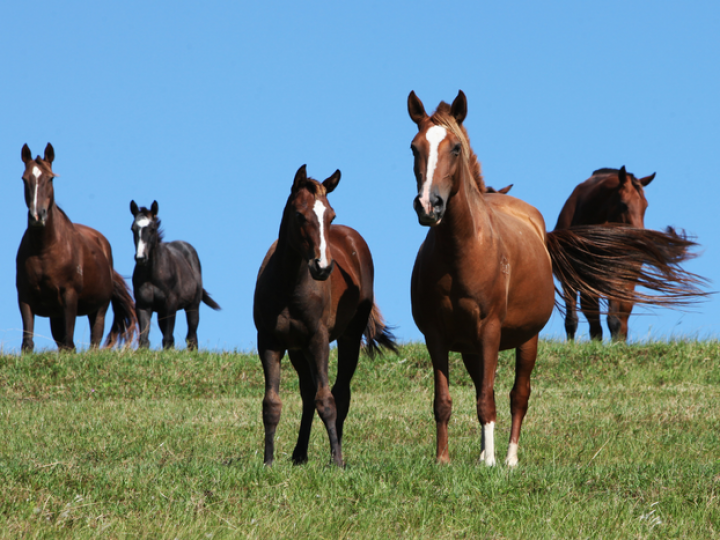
[130,200,220,349]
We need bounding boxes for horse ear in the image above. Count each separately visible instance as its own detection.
[618,166,628,186]
[639,172,656,187]
[451,90,467,125]
[408,91,428,126]
[292,164,308,192]
[44,143,55,164]
[323,169,341,194]
[150,200,159,217]
[130,200,139,216]
[499,184,513,194]
[22,144,32,164]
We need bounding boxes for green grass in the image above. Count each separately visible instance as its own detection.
[0,341,718,539]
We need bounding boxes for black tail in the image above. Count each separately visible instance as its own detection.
[363,303,399,359]
[202,289,221,311]
[104,271,138,348]
[546,225,709,310]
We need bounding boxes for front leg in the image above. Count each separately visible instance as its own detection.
[258,333,284,466]
[158,310,177,349]
[306,329,343,467]
[136,306,153,349]
[19,300,35,352]
[58,291,78,351]
[426,334,452,464]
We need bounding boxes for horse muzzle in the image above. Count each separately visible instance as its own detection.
[308,259,335,281]
[414,194,444,226]
[28,209,47,228]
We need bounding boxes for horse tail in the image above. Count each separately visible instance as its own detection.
[104,271,138,348]
[202,289,221,311]
[546,224,708,310]
[362,302,399,359]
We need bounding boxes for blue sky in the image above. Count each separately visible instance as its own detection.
[1,1,718,351]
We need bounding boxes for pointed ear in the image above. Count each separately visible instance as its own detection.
[323,169,341,194]
[44,143,55,164]
[150,200,159,217]
[498,184,513,194]
[22,144,32,164]
[408,91,428,126]
[639,172,655,187]
[618,166,628,186]
[292,164,308,192]
[130,200,139,216]
[451,90,467,125]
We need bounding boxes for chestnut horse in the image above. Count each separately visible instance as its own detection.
[407,91,703,466]
[16,143,137,351]
[254,165,397,466]
[555,167,655,341]
[130,200,221,349]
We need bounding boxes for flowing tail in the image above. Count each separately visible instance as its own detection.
[202,289,221,311]
[546,224,709,311]
[104,271,139,348]
[363,303,399,358]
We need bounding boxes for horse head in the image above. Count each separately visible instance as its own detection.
[21,143,59,228]
[130,200,161,265]
[407,90,472,226]
[608,166,654,228]
[286,165,339,281]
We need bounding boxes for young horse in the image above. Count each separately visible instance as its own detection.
[407,91,703,466]
[555,167,655,341]
[16,143,137,351]
[254,165,397,467]
[130,200,220,349]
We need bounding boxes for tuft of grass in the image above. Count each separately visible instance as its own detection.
[0,341,718,538]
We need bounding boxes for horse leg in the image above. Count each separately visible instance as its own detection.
[288,349,315,464]
[607,299,633,342]
[258,334,284,466]
[56,292,78,350]
[562,285,579,340]
[426,334,452,464]
[506,334,539,467]
[137,307,153,349]
[333,333,362,446]
[306,329,343,467]
[158,310,176,349]
[185,304,200,350]
[49,317,66,349]
[580,292,603,340]
[18,301,35,352]
[88,303,109,348]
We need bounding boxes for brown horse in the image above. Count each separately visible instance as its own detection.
[407,91,704,466]
[16,143,137,351]
[555,167,655,341]
[254,165,397,466]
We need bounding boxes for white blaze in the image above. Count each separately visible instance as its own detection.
[135,216,151,258]
[31,166,42,217]
[313,199,330,268]
[419,125,447,213]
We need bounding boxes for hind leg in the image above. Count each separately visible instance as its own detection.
[562,285,579,340]
[185,304,200,350]
[333,333,362,446]
[580,292,603,340]
[258,334,284,465]
[50,317,67,349]
[506,334,539,467]
[288,350,316,464]
[607,299,633,342]
[88,303,109,348]
[158,310,177,349]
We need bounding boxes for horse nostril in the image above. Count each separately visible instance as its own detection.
[432,194,443,211]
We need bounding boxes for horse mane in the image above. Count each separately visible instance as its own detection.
[430,102,486,193]
[591,167,642,188]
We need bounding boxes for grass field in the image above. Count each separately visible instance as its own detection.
[0,341,718,539]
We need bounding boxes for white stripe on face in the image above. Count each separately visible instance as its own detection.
[134,216,151,258]
[31,166,42,217]
[313,199,330,268]
[419,125,447,213]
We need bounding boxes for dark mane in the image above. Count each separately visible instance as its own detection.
[592,167,638,181]
[430,102,486,193]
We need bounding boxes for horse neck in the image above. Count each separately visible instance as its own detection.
[25,202,71,251]
[274,213,310,289]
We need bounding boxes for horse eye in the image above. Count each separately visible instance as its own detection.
[452,144,461,156]
[295,212,306,223]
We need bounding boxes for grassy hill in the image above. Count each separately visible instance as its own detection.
[0,341,718,538]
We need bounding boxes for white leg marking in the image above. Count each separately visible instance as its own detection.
[505,442,519,467]
[482,421,496,466]
[313,199,330,268]
[419,125,447,214]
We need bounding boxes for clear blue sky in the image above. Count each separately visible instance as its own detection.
[1,1,718,352]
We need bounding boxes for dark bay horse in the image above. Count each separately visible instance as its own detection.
[16,143,137,351]
[407,91,703,466]
[555,167,655,341]
[254,165,397,467]
[130,200,220,349]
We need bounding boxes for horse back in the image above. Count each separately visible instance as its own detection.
[554,173,620,229]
